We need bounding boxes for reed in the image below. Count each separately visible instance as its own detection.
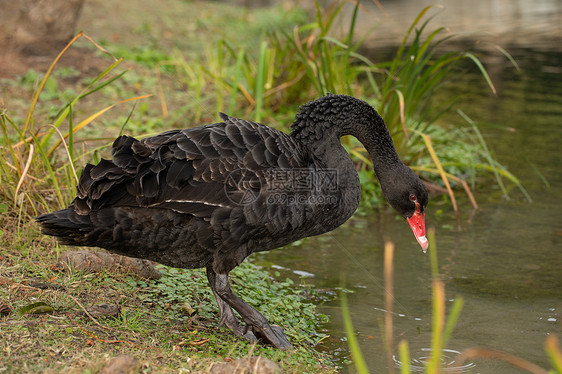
[341,228,558,373]
[341,229,466,373]
[0,33,148,219]
[341,289,370,374]
[4,1,523,220]
[154,1,525,212]
[341,228,463,374]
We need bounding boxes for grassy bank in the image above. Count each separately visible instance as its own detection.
[0,218,333,373]
[0,0,529,373]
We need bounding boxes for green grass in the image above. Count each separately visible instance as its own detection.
[128,264,329,347]
[6,2,521,216]
[0,32,331,373]
[0,220,334,373]
[148,1,524,212]
[0,0,535,372]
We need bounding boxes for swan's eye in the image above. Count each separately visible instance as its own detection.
[409,194,417,202]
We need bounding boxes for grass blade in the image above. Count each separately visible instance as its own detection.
[524,156,550,188]
[545,335,562,373]
[394,89,407,139]
[457,109,532,201]
[428,279,445,374]
[494,45,521,72]
[341,290,370,374]
[0,112,22,176]
[454,348,549,374]
[80,59,125,98]
[384,241,395,374]
[420,133,460,228]
[47,94,151,157]
[46,125,79,184]
[228,50,246,114]
[30,132,65,208]
[254,40,268,122]
[442,297,464,348]
[427,227,438,278]
[40,60,126,150]
[412,166,478,210]
[13,144,34,207]
[398,340,411,374]
[464,52,497,95]
[23,32,84,135]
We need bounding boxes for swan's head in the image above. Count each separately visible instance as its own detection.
[380,164,429,252]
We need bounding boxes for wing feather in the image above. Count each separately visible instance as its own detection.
[72,114,312,225]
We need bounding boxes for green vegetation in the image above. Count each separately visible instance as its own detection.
[150,1,525,214]
[0,0,533,372]
[0,225,333,372]
[1,2,525,217]
[131,265,328,347]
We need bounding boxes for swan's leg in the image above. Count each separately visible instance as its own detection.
[206,266,292,350]
[206,266,257,341]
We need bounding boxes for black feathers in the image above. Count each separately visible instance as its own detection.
[36,95,429,350]
[37,94,427,272]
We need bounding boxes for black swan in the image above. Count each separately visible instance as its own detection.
[37,94,428,349]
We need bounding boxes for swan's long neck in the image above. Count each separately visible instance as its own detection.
[347,116,403,185]
[290,95,405,226]
[290,94,403,182]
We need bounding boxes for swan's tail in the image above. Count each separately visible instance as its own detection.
[35,209,94,246]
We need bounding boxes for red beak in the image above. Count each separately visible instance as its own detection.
[406,203,428,252]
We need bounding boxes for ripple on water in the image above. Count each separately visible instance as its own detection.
[393,348,477,373]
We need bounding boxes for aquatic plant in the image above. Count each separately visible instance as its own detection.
[341,229,560,373]
[341,230,463,374]
[152,1,525,217]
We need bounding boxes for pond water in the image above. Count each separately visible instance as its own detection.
[256,46,562,373]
